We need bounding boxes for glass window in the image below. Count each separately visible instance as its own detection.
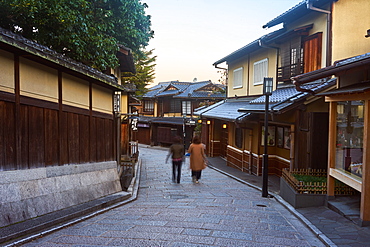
[235,127,243,149]
[233,67,243,89]
[254,58,268,85]
[336,100,364,179]
[182,101,191,115]
[170,99,181,113]
[144,100,154,112]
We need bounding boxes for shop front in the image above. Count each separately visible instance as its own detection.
[293,52,370,226]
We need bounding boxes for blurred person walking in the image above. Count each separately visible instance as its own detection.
[187,135,207,183]
[166,136,184,183]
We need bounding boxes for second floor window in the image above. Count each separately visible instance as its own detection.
[182,101,192,115]
[254,58,268,85]
[144,101,154,112]
[233,67,243,89]
[170,100,181,113]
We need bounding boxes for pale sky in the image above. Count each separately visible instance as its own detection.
[144,0,301,86]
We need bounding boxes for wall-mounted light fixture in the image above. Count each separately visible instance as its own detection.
[222,124,227,129]
[197,119,202,124]
[207,120,211,125]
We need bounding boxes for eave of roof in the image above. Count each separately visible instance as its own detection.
[195,97,257,122]
[262,0,333,29]
[0,27,134,92]
[117,44,136,74]
[317,82,370,96]
[292,52,370,85]
[137,116,186,125]
[238,79,336,114]
[213,28,286,66]
[143,81,225,99]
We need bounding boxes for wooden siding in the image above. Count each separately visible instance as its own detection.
[227,146,243,171]
[0,95,115,171]
[210,140,220,157]
[133,127,151,145]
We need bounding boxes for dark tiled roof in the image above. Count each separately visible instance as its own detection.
[194,98,257,122]
[335,52,370,66]
[144,87,164,98]
[317,82,370,96]
[0,27,135,92]
[185,91,225,99]
[151,117,185,125]
[156,89,181,97]
[143,81,226,99]
[137,116,192,125]
[293,52,370,84]
[239,79,336,113]
[174,81,226,99]
[196,79,336,121]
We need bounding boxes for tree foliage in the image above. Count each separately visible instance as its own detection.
[0,0,153,71]
[123,49,156,98]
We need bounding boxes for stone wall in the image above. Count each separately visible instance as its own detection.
[0,161,122,227]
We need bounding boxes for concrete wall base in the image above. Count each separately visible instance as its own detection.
[0,161,122,228]
[280,177,326,208]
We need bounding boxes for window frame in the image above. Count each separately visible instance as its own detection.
[182,100,192,115]
[233,67,243,89]
[144,100,154,112]
[253,58,268,86]
[235,127,243,149]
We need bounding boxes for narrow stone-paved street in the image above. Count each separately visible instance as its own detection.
[22,146,325,246]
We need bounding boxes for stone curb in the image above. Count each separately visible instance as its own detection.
[207,164,337,247]
[2,159,142,247]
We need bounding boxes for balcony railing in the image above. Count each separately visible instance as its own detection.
[278,63,304,82]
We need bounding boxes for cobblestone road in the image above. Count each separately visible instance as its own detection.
[22,146,325,246]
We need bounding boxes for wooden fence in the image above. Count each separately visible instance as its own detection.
[282,168,356,195]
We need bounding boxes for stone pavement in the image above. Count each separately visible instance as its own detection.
[206,156,370,247]
[19,145,325,247]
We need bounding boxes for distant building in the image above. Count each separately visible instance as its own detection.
[135,80,225,148]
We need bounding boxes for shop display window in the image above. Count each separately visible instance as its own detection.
[336,100,364,179]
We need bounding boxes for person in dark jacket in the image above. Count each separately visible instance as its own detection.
[166,136,185,183]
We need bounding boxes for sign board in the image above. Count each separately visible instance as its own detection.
[186,120,196,126]
[131,118,138,131]
[113,94,121,113]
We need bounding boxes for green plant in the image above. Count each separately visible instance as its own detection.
[293,174,327,183]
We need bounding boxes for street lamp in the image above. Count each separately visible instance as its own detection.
[262,77,273,198]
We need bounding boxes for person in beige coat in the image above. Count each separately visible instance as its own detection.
[187,135,207,183]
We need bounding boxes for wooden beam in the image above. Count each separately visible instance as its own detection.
[361,99,370,224]
[327,102,337,197]
[325,92,370,102]
[14,55,21,168]
[329,168,362,192]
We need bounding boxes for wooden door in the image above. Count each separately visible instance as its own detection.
[220,127,228,158]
